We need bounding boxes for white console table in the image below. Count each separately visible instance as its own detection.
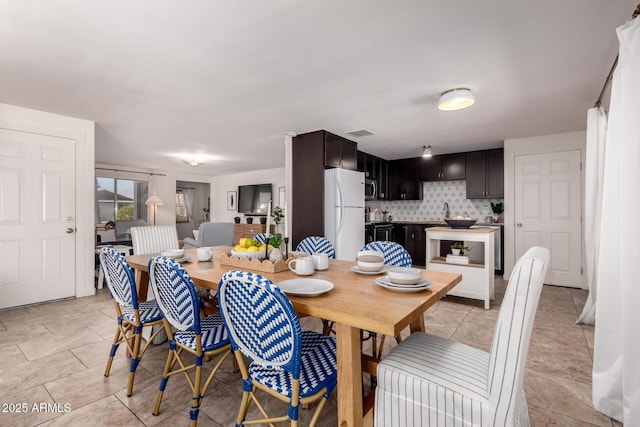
[426,227,495,309]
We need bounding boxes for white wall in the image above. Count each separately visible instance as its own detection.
[503,130,586,282]
[0,103,95,298]
[213,167,286,223]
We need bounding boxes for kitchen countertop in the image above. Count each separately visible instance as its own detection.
[366,220,504,226]
[427,226,497,233]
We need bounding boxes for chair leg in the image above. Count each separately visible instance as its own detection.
[104,322,125,377]
[152,347,176,416]
[309,397,328,427]
[126,326,143,397]
[236,390,252,426]
[321,319,334,336]
[371,332,379,359]
[189,358,203,427]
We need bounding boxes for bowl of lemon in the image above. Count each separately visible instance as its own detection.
[231,238,268,260]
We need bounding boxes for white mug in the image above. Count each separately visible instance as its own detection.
[197,247,213,262]
[288,257,314,276]
[311,253,329,270]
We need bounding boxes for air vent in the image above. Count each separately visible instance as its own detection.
[345,129,375,137]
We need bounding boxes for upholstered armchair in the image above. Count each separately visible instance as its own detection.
[182,222,234,249]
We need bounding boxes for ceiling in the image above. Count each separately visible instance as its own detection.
[1,1,637,176]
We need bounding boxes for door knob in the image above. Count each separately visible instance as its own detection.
[516,223,523,228]
[66,228,75,233]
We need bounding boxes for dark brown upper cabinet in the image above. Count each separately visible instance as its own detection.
[291,130,358,248]
[419,153,466,181]
[324,131,357,170]
[465,148,504,198]
[389,157,422,200]
[357,150,389,200]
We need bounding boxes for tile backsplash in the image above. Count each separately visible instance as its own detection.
[366,180,503,222]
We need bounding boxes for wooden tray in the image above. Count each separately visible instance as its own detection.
[219,252,305,273]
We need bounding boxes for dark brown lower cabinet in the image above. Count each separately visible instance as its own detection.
[393,223,429,267]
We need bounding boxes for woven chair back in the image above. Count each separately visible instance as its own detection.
[99,247,139,308]
[148,256,201,333]
[361,241,412,267]
[253,233,272,245]
[218,270,302,376]
[296,236,336,259]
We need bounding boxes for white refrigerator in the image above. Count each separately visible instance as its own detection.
[324,168,365,260]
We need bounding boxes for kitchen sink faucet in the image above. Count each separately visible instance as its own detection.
[444,202,450,218]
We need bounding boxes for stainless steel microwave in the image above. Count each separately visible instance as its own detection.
[365,178,377,200]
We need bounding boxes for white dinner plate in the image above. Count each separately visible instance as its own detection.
[174,255,192,263]
[277,278,334,297]
[374,276,432,292]
[351,265,387,275]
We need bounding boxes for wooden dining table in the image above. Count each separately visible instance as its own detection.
[127,246,461,427]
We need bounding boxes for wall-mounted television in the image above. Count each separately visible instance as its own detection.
[237,183,272,216]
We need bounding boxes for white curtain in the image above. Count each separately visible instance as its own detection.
[182,188,196,227]
[592,16,640,425]
[577,107,607,325]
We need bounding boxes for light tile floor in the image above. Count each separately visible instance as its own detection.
[0,276,619,426]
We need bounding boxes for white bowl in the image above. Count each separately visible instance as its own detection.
[231,249,267,261]
[357,250,384,263]
[357,260,385,272]
[160,249,185,259]
[387,267,422,285]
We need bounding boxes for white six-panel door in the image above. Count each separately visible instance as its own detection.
[514,150,582,287]
[0,128,76,308]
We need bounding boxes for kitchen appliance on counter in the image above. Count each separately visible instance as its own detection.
[365,178,377,200]
[325,168,365,260]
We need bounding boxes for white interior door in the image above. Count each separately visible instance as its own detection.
[0,128,76,308]
[514,150,582,287]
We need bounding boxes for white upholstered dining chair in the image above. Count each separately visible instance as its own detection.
[130,225,180,255]
[131,225,182,344]
[374,246,549,426]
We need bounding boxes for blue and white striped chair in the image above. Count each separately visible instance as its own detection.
[295,236,336,259]
[217,270,337,426]
[375,246,550,426]
[148,256,232,427]
[295,236,336,335]
[100,247,164,397]
[253,232,272,245]
[360,241,413,358]
[361,241,412,268]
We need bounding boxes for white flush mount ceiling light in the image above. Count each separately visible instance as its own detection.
[182,158,205,167]
[422,145,432,158]
[437,88,476,111]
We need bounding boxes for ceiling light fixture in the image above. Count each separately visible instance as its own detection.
[182,158,205,167]
[422,145,432,158]
[437,88,476,111]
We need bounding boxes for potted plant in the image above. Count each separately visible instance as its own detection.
[268,234,284,262]
[271,206,284,234]
[490,202,504,223]
[451,242,471,256]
